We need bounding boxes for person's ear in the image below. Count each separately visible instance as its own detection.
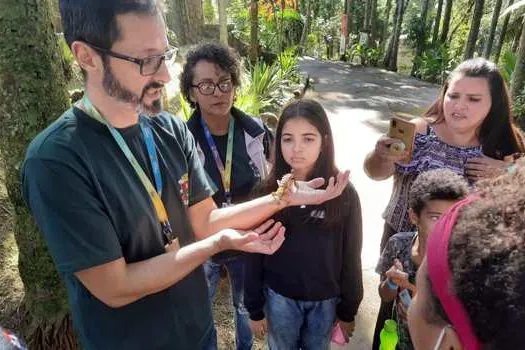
[408,207,419,226]
[439,327,463,350]
[71,41,103,74]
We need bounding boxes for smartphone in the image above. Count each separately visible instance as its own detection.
[388,113,416,164]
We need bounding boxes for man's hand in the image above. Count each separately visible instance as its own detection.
[284,170,350,206]
[215,220,285,255]
[250,318,268,339]
[337,319,355,341]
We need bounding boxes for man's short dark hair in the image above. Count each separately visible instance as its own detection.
[59,0,165,49]
[180,43,242,109]
[409,169,469,216]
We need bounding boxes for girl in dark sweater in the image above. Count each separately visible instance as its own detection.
[244,99,363,349]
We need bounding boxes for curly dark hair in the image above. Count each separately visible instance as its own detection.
[425,159,525,349]
[180,43,242,109]
[408,169,469,216]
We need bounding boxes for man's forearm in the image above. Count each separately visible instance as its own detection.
[207,194,286,234]
[109,236,221,307]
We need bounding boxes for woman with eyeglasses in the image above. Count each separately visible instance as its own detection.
[181,43,273,350]
[407,158,525,350]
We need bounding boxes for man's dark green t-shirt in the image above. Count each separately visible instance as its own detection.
[21,108,216,349]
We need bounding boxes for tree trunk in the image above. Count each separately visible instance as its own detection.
[249,0,259,64]
[370,0,378,47]
[0,0,76,349]
[383,0,407,71]
[463,0,484,60]
[440,0,453,42]
[411,0,432,76]
[365,0,373,33]
[346,0,355,34]
[381,0,393,52]
[432,0,444,44]
[300,0,312,47]
[167,0,203,45]
[483,0,503,58]
[494,0,514,63]
[218,0,228,45]
[511,17,525,98]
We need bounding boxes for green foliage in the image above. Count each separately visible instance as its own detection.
[167,28,179,46]
[228,0,250,42]
[57,33,73,67]
[278,48,300,81]
[204,0,216,23]
[249,60,283,105]
[165,93,193,121]
[412,43,457,83]
[406,15,432,50]
[499,49,517,84]
[348,43,382,66]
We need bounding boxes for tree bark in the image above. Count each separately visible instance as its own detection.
[432,0,444,44]
[411,0,432,76]
[0,0,76,348]
[440,0,453,42]
[249,0,259,64]
[381,0,393,51]
[483,0,503,58]
[300,0,312,47]
[166,0,203,45]
[370,0,378,47]
[383,0,407,71]
[494,0,514,64]
[463,0,485,60]
[511,17,525,98]
[218,0,228,45]
[346,0,355,35]
[365,0,374,33]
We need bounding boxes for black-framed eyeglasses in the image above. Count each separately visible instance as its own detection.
[85,42,178,76]
[191,79,234,96]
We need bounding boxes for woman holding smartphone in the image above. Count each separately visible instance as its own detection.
[365,57,525,350]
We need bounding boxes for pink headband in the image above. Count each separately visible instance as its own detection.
[427,196,482,350]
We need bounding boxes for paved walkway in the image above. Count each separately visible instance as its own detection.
[297,58,439,349]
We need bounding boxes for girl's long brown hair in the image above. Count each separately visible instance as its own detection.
[259,98,350,231]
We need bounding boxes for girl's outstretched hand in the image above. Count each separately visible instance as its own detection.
[284,170,350,206]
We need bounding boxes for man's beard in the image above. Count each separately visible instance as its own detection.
[102,62,163,116]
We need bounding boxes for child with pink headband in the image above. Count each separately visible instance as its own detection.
[408,158,525,349]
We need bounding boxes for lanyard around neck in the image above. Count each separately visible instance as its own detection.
[200,117,234,204]
[76,96,175,243]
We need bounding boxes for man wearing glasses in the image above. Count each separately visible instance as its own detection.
[183,43,274,350]
[21,1,349,349]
